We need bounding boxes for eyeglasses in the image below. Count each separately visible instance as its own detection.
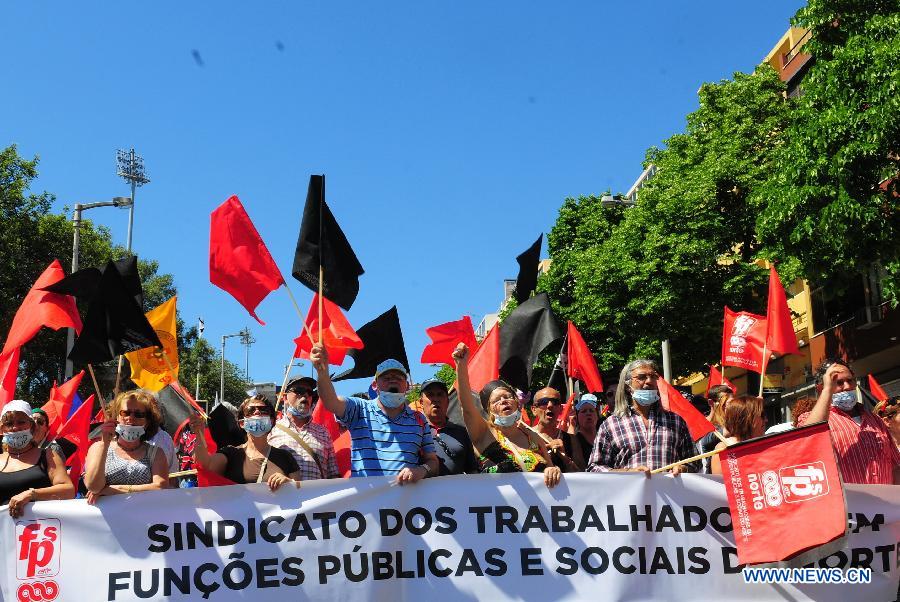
[631,372,658,382]
[244,406,272,417]
[119,410,147,419]
[534,397,563,407]
[33,418,47,426]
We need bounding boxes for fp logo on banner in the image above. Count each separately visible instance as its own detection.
[16,519,60,580]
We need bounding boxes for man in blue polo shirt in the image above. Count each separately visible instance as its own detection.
[310,343,438,484]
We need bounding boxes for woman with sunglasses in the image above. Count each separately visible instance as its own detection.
[452,344,562,488]
[875,397,900,450]
[30,407,66,460]
[561,394,602,471]
[84,390,169,503]
[190,395,301,491]
[1,400,75,517]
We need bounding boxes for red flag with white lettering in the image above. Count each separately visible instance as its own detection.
[720,422,846,565]
[721,307,768,374]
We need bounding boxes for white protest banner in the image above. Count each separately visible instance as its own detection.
[2,474,898,601]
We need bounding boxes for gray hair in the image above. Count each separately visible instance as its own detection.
[614,359,659,417]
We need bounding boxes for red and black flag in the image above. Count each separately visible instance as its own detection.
[333,306,409,382]
[513,234,542,304]
[45,258,161,364]
[499,292,563,391]
[293,175,364,311]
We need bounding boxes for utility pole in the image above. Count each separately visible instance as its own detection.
[116,148,150,254]
[220,330,244,405]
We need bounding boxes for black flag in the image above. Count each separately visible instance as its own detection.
[513,234,542,304]
[498,292,563,391]
[292,175,365,311]
[52,259,162,364]
[207,403,247,448]
[332,306,409,381]
[156,385,197,436]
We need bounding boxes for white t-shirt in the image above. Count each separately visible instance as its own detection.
[148,429,178,474]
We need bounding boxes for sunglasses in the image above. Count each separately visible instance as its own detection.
[533,397,563,407]
[33,418,47,426]
[288,387,315,396]
[244,406,272,417]
[119,409,147,419]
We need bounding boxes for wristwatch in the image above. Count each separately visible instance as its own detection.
[420,464,432,477]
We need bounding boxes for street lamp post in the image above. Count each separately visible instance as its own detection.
[220,331,245,405]
[600,194,637,208]
[65,197,134,379]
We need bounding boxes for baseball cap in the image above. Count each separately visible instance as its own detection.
[375,359,408,380]
[286,376,317,393]
[420,378,449,393]
[575,393,599,411]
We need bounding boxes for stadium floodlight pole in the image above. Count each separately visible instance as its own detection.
[65,197,134,379]
[220,330,245,405]
[116,148,150,254]
[239,327,256,386]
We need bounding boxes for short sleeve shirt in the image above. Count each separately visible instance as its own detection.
[430,421,479,476]
[339,397,436,477]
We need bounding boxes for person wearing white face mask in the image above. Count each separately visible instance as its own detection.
[587,359,699,476]
[84,390,169,503]
[1,400,75,517]
[268,377,338,481]
[190,396,301,490]
[309,344,439,484]
[452,343,562,488]
[797,359,900,485]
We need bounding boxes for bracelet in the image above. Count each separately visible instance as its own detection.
[126,485,133,494]
[420,464,432,477]
[28,488,37,502]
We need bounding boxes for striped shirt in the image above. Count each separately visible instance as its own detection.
[588,404,699,473]
[268,418,339,481]
[339,397,435,477]
[798,407,900,485]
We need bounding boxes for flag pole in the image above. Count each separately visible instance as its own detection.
[275,348,299,414]
[282,284,316,343]
[317,174,324,344]
[86,364,107,408]
[159,349,208,419]
[650,446,723,474]
[113,355,125,396]
[757,343,768,398]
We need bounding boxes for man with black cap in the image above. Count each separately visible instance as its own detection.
[419,378,478,475]
[268,376,338,481]
[310,343,438,483]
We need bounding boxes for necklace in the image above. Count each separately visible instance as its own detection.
[9,443,35,459]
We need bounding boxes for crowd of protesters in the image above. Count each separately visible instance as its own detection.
[2,346,899,516]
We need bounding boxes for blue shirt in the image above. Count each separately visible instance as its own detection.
[339,397,436,477]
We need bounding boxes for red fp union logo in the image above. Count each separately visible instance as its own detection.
[779,461,830,503]
[15,519,60,580]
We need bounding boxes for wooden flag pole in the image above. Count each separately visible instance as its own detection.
[757,343,768,398]
[650,447,724,474]
[318,266,324,344]
[86,364,107,408]
[282,284,316,344]
[169,469,198,478]
[113,355,125,396]
[274,348,300,414]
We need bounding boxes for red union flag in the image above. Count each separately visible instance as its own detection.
[721,307,767,373]
[720,422,846,565]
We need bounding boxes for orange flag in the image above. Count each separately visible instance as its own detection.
[421,316,478,367]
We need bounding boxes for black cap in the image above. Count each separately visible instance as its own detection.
[420,378,449,393]
[285,376,317,393]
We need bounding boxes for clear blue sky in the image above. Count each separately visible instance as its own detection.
[1,1,805,397]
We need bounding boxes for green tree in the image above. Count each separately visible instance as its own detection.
[543,67,791,376]
[756,0,900,302]
[177,336,248,406]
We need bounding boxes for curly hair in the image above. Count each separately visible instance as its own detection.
[107,389,162,441]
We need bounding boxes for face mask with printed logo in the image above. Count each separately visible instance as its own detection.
[115,424,145,442]
[2,430,33,449]
[831,391,857,412]
[242,416,273,436]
